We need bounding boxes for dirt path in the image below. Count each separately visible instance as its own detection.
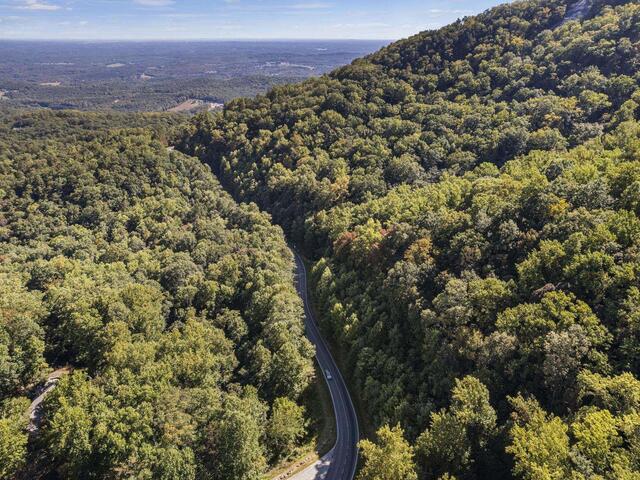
[28,367,72,433]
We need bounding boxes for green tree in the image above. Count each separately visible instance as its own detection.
[0,398,29,479]
[416,376,497,479]
[506,395,572,480]
[267,397,306,460]
[202,389,267,480]
[358,424,417,480]
[0,274,48,397]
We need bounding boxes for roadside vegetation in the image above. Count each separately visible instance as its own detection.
[0,110,314,479]
[2,0,640,478]
[180,1,640,478]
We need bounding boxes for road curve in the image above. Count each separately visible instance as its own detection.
[292,248,360,480]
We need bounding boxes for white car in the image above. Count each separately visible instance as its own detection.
[325,370,333,380]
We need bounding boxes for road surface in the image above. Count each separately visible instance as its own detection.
[28,367,71,433]
[292,248,359,480]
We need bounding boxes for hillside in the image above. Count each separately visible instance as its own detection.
[0,110,314,479]
[182,0,640,235]
[180,0,640,478]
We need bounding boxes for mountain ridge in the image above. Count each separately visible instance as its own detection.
[181,0,640,478]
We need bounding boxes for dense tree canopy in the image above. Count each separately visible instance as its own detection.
[180,1,640,478]
[0,110,314,478]
[2,0,640,478]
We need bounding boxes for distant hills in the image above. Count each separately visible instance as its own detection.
[0,40,387,111]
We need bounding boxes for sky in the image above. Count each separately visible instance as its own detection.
[0,0,511,41]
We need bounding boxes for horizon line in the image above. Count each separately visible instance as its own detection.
[0,37,397,43]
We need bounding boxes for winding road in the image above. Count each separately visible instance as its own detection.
[292,248,359,480]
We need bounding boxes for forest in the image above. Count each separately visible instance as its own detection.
[0,109,315,479]
[179,0,640,478]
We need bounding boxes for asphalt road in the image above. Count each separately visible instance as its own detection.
[292,248,359,480]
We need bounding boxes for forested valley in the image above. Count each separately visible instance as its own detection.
[0,109,315,479]
[179,0,640,478]
[2,0,640,479]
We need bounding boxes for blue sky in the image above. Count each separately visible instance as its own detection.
[0,0,511,40]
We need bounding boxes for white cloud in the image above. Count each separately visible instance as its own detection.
[290,2,331,9]
[16,0,61,11]
[333,22,390,28]
[134,0,175,6]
